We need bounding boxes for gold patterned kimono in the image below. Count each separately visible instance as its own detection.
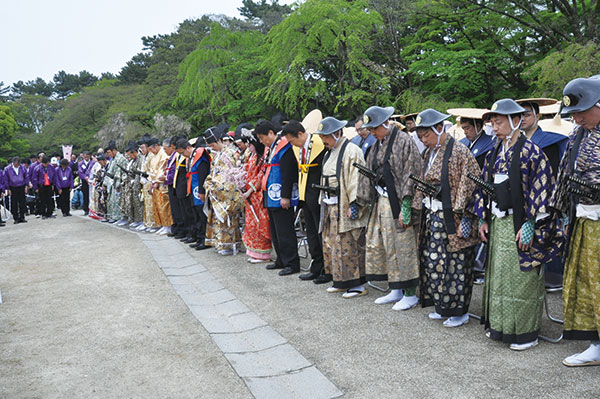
[141,152,156,228]
[358,127,423,290]
[320,138,368,289]
[204,146,244,251]
[148,147,172,227]
[413,135,481,316]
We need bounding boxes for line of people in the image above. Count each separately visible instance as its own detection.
[2,76,598,367]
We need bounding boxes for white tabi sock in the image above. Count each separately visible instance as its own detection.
[392,295,418,311]
[428,312,444,320]
[509,339,538,351]
[443,314,469,327]
[342,284,366,298]
[374,289,403,304]
[563,341,600,366]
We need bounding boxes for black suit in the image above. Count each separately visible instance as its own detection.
[193,159,209,240]
[300,149,325,275]
[266,148,300,270]
[175,158,194,238]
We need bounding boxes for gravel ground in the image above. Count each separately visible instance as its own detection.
[1,211,599,398]
[0,214,251,399]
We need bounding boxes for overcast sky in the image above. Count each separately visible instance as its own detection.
[1,0,294,86]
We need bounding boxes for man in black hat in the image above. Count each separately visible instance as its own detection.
[550,76,600,367]
[256,120,300,276]
[104,141,128,223]
[174,138,196,243]
[163,136,185,238]
[119,141,144,228]
[283,120,329,283]
[147,137,173,235]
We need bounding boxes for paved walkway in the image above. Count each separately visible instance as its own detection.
[1,212,600,398]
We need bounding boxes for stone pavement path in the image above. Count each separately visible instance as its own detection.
[141,233,342,398]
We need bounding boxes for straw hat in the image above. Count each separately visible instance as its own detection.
[445,121,466,141]
[401,112,419,121]
[343,126,357,139]
[447,108,490,120]
[391,120,406,131]
[538,114,575,136]
[515,98,559,107]
[301,109,323,134]
[539,103,560,116]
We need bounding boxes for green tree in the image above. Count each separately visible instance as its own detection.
[399,0,541,107]
[260,0,388,118]
[11,77,54,98]
[10,94,64,134]
[0,82,9,102]
[53,70,99,98]
[118,53,151,85]
[525,42,600,98]
[177,23,268,126]
[238,0,293,32]
[0,105,29,164]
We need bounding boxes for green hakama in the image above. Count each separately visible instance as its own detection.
[483,215,545,344]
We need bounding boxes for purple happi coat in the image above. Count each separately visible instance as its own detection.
[55,166,74,189]
[4,164,29,187]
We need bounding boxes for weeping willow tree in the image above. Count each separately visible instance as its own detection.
[259,0,391,118]
[176,23,269,127]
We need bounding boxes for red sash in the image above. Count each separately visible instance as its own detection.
[261,138,289,192]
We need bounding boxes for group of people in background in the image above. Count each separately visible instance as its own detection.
[0,150,96,225]
[1,76,599,368]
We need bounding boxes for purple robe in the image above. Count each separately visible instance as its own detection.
[32,164,56,190]
[78,160,95,181]
[472,135,564,269]
[55,166,74,189]
[0,168,5,191]
[165,152,178,186]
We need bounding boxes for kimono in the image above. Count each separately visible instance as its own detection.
[141,152,157,228]
[358,126,423,291]
[242,152,272,260]
[321,138,368,289]
[89,162,106,219]
[414,135,481,317]
[148,148,172,228]
[119,155,144,223]
[550,125,600,341]
[105,152,128,221]
[473,133,562,344]
[204,146,244,251]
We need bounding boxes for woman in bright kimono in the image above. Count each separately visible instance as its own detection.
[550,76,600,367]
[474,99,562,351]
[204,127,245,256]
[241,128,272,263]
